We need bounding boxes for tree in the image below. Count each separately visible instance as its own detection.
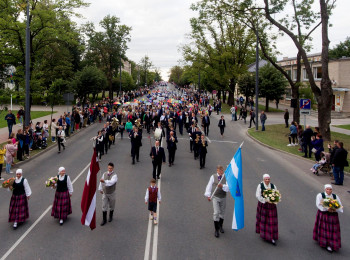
[138,55,153,86]
[84,15,131,99]
[113,71,135,92]
[329,37,350,59]
[169,66,184,85]
[259,64,287,111]
[71,66,107,105]
[238,73,255,107]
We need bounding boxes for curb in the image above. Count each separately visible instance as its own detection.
[245,129,350,176]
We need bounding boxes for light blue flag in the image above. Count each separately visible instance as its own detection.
[224,146,244,230]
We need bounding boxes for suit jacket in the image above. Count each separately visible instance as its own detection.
[218,119,225,128]
[150,146,166,163]
[202,116,210,126]
[167,136,178,150]
[129,130,142,146]
[199,140,208,154]
[332,147,348,167]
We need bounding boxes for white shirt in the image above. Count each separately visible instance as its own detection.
[145,186,162,202]
[13,177,32,197]
[55,175,73,195]
[230,107,236,114]
[256,182,277,204]
[204,173,229,197]
[98,172,118,192]
[316,192,343,213]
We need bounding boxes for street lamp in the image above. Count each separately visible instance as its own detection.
[24,0,31,126]
[255,26,259,131]
[119,56,122,97]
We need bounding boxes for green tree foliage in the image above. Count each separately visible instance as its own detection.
[238,73,255,106]
[84,15,131,99]
[329,37,350,59]
[113,71,135,92]
[138,55,153,86]
[258,64,287,111]
[71,66,107,104]
[169,66,184,85]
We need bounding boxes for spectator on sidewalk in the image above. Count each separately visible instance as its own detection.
[65,114,71,137]
[5,110,16,138]
[284,109,289,128]
[287,122,298,146]
[5,139,17,174]
[248,109,255,128]
[16,129,25,161]
[260,111,267,131]
[17,107,25,126]
[301,125,313,158]
[51,119,58,142]
[311,134,324,161]
[0,145,6,180]
[331,142,348,186]
[230,105,236,121]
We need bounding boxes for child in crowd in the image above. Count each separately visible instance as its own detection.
[145,178,162,224]
[310,153,327,174]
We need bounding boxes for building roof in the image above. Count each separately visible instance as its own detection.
[248,60,268,72]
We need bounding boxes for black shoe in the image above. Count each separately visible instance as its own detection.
[101,211,107,226]
[200,166,203,169]
[157,176,160,179]
[109,210,114,222]
[214,221,220,238]
[219,218,224,233]
[332,182,343,186]
[132,161,135,165]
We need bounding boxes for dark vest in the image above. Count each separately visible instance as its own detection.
[13,178,25,196]
[212,174,226,198]
[57,175,68,192]
[102,171,117,194]
[260,182,275,196]
[148,187,158,203]
[321,192,336,199]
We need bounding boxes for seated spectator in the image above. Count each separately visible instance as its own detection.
[310,153,327,174]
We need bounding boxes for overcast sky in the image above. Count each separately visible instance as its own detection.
[76,0,350,81]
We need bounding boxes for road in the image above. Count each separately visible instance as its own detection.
[0,86,349,260]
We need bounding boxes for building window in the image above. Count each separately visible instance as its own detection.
[313,67,322,79]
[285,69,291,78]
[303,68,309,80]
[293,69,297,81]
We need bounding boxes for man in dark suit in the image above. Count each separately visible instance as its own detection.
[193,126,202,160]
[331,142,348,186]
[301,125,313,158]
[188,123,197,153]
[144,111,151,134]
[130,126,142,164]
[177,112,184,135]
[150,140,166,179]
[199,134,208,169]
[202,112,210,136]
[167,131,178,167]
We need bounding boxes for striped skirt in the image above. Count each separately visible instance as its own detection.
[256,201,278,241]
[313,210,341,251]
[9,194,29,223]
[51,190,72,220]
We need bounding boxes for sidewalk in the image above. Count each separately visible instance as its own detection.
[0,105,71,143]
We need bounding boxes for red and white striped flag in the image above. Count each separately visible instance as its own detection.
[81,150,100,230]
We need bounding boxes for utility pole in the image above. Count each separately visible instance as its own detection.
[119,56,122,97]
[25,0,31,126]
[255,27,259,131]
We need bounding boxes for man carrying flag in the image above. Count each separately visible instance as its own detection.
[81,150,100,230]
[204,165,229,238]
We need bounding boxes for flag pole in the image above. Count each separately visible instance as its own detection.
[239,141,244,148]
[210,176,225,200]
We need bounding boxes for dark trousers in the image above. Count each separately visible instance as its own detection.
[65,125,70,137]
[261,121,265,131]
[131,145,140,163]
[303,142,312,157]
[333,166,344,185]
[179,124,183,135]
[152,161,162,178]
[249,118,255,128]
[285,119,289,128]
[57,137,65,152]
[168,149,176,164]
[104,139,108,154]
[0,163,2,177]
[190,140,194,152]
[219,126,225,136]
[204,125,209,136]
[8,123,13,138]
[200,153,206,167]
[194,145,199,159]
[146,123,151,134]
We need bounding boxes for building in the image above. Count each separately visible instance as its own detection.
[277,53,350,114]
[121,59,132,74]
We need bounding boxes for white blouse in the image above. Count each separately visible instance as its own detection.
[316,193,343,213]
[55,175,73,195]
[13,177,32,197]
[256,182,277,204]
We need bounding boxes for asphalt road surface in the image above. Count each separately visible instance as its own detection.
[0,87,349,260]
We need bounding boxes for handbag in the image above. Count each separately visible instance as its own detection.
[311,148,317,153]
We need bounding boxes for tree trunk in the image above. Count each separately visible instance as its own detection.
[222,91,227,103]
[217,90,221,100]
[318,0,332,141]
[292,52,302,124]
[265,98,269,112]
[227,91,235,106]
[102,90,105,99]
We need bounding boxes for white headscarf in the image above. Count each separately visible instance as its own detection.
[263,174,270,179]
[58,167,65,173]
[16,169,23,174]
[324,184,332,190]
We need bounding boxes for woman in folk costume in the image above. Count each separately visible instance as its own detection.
[9,169,31,230]
[51,167,73,225]
[313,184,343,253]
[255,174,278,245]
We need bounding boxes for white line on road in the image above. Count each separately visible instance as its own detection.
[152,179,160,260]
[0,162,91,260]
[144,214,153,260]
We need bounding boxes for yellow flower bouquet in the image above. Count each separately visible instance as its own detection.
[263,189,281,204]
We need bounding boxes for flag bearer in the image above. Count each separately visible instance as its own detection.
[204,165,229,238]
[99,162,118,226]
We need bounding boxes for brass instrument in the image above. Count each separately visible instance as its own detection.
[111,118,119,131]
[195,135,200,144]
[202,139,206,147]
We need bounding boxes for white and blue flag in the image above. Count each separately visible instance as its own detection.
[224,145,244,230]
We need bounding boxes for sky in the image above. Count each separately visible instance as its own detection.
[75,0,350,81]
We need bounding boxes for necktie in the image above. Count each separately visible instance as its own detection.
[156,147,159,154]
[218,175,222,181]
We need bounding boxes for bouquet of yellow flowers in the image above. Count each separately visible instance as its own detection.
[2,177,15,189]
[45,176,58,188]
[321,198,342,210]
[263,189,281,204]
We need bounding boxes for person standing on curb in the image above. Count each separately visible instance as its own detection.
[230,105,236,121]
[331,142,348,186]
[284,109,289,128]
[248,109,255,128]
[5,110,16,139]
[99,162,118,226]
[260,111,267,131]
[204,165,229,238]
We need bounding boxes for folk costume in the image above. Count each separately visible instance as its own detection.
[51,167,73,225]
[255,174,278,245]
[9,169,31,229]
[98,170,118,226]
[145,184,162,224]
[204,172,229,238]
[313,184,343,252]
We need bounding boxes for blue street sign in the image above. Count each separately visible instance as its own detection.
[300,99,311,109]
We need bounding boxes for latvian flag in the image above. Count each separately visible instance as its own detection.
[81,150,100,230]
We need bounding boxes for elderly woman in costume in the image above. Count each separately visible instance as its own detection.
[9,169,31,229]
[51,167,73,225]
[313,184,343,253]
[255,174,278,245]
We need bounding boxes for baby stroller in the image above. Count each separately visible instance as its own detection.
[315,152,332,176]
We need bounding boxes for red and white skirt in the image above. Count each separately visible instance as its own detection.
[51,190,72,220]
[256,201,278,241]
[9,194,29,223]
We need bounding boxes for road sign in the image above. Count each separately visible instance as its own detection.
[300,99,311,109]
[300,110,311,115]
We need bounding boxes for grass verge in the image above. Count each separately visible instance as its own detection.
[333,125,350,131]
[248,124,350,172]
[0,111,55,128]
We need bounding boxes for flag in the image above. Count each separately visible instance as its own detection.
[224,146,244,230]
[81,150,100,230]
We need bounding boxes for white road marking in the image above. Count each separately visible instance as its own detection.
[0,162,92,260]
[144,215,153,260]
[152,179,160,260]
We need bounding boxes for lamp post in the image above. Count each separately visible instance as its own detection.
[119,56,122,97]
[25,0,31,126]
[255,26,259,131]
